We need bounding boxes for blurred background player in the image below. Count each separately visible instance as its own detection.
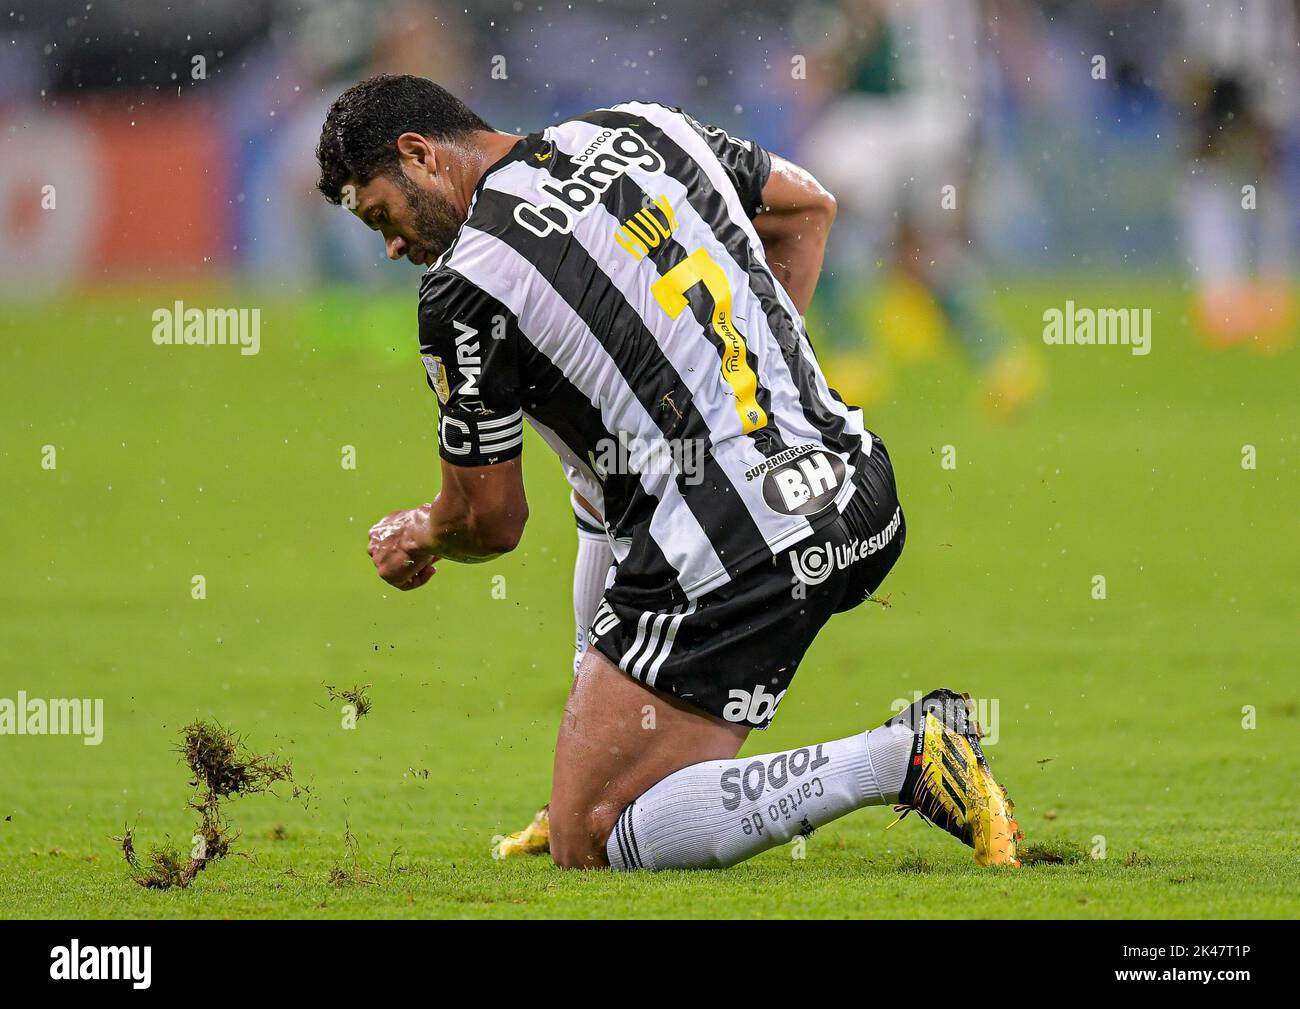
[799,0,1043,414]
[1167,0,1298,350]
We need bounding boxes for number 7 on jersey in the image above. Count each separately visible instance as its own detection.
[652,247,769,434]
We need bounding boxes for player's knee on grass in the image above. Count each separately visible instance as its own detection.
[549,801,620,870]
[549,651,749,869]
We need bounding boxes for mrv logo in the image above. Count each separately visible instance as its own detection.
[514,127,666,237]
[750,445,846,517]
[450,319,481,396]
[50,941,151,989]
[721,744,830,810]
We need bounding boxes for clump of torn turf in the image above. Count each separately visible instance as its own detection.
[112,824,136,868]
[189,800,236,862]
[327,823,376,887]
[323,682,373,719]
[1017,839,1089,865]
[894,855,934,874]
[133,841,200,890]
[119,721,300,890]
[182,721,295,798]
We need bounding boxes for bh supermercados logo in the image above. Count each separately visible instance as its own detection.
[757,447,846,517]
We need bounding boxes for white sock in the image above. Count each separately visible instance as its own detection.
[1180,166,1246,285]
[572,501,613,677]
[606,723,913,870]
[1257,172,1292,277]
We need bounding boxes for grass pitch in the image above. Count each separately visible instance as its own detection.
[1,277,1296,918]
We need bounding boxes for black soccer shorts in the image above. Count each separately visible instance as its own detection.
[587,437,905,729]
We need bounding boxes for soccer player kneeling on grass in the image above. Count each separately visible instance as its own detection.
[317,75,1022,870]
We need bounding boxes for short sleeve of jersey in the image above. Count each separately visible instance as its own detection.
[417,271,524,466]
[676,108,772,218]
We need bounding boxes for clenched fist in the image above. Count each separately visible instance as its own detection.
[367,505,439,590]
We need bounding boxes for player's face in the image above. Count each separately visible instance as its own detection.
[352,170,463,267]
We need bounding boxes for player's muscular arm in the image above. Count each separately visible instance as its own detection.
[428,457,529,560]
[753,154,837,316]
[366,457,528,589]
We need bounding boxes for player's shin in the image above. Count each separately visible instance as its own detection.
[604,723,912,870]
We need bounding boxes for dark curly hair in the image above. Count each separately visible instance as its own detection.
[316,74,493,205]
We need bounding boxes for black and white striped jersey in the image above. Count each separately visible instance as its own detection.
[417,101,874,605]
